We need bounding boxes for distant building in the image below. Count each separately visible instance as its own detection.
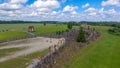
[81,23,88,26]
[28,26,35,32]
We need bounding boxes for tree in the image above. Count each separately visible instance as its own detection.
[43,23,46,26]
[77,27,86,42]
[67,22,73,29]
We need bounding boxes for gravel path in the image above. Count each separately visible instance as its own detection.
[0,37,65,62]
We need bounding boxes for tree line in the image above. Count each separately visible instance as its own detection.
[0,20,120,26]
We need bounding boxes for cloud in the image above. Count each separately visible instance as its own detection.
[84,7,120,21]
[82,3,90,8]
[51,11,60,15]
[10,0,28,4]
[107,9,117,15]
[0,0,120,21]
[30,0,60,14]
[63,5,78,12]
[61,0,67,3]
[102,0,120,7]
[0,0,28,10]
[71,11,77,14]
[85,7,96,13]
[31,0,60,9]
[0,3,23,10]
[88,12,96,16]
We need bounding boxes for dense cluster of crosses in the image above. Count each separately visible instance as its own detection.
[27,27,100,68]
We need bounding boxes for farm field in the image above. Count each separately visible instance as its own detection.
[62,26,120,68]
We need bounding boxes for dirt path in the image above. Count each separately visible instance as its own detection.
[0,37,65,62]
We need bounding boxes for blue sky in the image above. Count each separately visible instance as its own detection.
[0,0,120,21]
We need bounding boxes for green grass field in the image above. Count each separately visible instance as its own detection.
[64,26,120,68]
[0,24,69,41]
[0,48,25,58]
[0,31,28,41]
[0,49,48,68]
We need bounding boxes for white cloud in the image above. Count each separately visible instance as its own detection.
[82,3,90,8]
[10,0,28,4]
[51,11,59,15]
[102,0,120,7]
[28,11,38,16]
[31,0,60,9]
[37,8,51,12]
[0,3,23,10]
[84,7,119,19]
[0,0,28,10]
[85,7,96,13]
[99,8,104,13]
[30,0,60,14]
[0,0,120,21]
[61,0,67,3]
[71,11,77,15]
[88,12,96,16]
[107,9,117,15]
[63,5,78,12]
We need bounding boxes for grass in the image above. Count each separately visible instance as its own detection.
[0,48,25,58]
[0,31,28,41]
[0,24,78,41]
[0,49,49,68]
[34,24,67,35]
[0,23,47,41]
[63,26,120,68]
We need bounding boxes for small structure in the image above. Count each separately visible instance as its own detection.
[28,26,35,32]
[81,23,88,27]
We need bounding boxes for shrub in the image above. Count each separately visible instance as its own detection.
[67,22,73,29]
[77,27,86,42]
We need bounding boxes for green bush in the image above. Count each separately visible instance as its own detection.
[108,27,120,36]
[65,29,69,32]
[77,27,86,42]
[67,22,73,29]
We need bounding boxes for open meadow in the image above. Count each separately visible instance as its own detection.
[0,24,69,41]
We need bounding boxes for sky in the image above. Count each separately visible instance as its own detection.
[0,0,120,21]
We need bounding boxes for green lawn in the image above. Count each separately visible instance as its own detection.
[0,24,78,41]
[34,24,67,35]
[64,26,120,68]
[0,48,25,58]
[0,24,68,41]
[0,49,48,68]
[0,31,28,41]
